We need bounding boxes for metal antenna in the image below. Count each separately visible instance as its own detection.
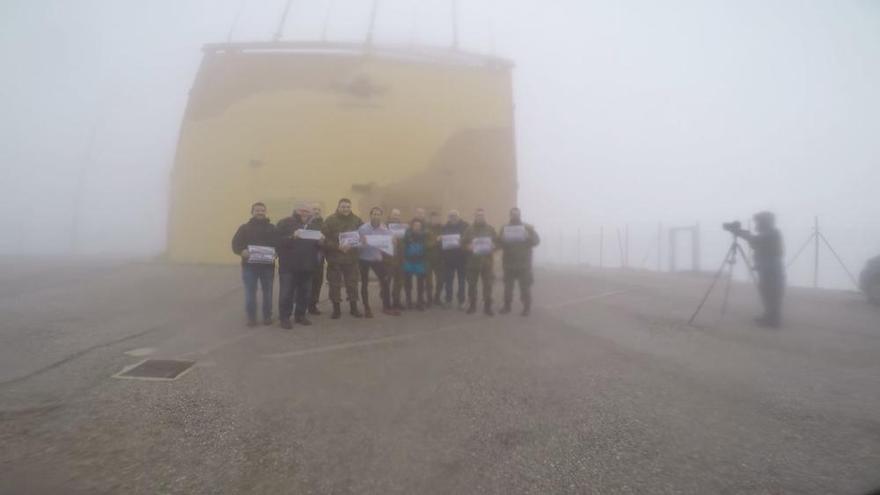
[226,0,247,43]
[366,0,379,46]
[273,0,294,42]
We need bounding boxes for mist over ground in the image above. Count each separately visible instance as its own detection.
[1,0,878,289]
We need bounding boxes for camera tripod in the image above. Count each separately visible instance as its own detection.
[688,235,757,325]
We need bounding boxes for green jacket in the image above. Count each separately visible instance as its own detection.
[463,222,499,263]
[499,222,540,269]
[321,212,364,264]
[426,224,443,264]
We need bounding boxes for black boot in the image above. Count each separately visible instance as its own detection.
[484,301,495,317]
[466,300,477,314]
[331,302,342,319]
[363,304,374,318]
[521,304,531,317]
[308,303,322,315]
[500,302,512,314]
[279,319,292,329]
[294,315,312,326]
[350,301,363,318]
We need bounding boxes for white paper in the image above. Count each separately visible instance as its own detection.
[296,229,323,241]
[339,231,361,248]
[387,223,408,239]
[365,234,395,256]
[440,234,461,250]
[502,225,528,242]
[247,245,276,264]
[472,237,494,255]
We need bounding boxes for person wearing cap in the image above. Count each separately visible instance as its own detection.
[275,202,324,328]
[733,211,786,327]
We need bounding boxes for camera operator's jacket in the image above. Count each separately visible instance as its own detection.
[320,212,364,265]
[498,222,540,270]
[743,229,785,273]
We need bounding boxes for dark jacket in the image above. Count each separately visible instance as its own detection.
[742,228,785,273]
[275,214,322,272]
[402,229,428,275]
[440,220,470,264]
[320,212,364,264]
[499,222,540,269]
[231,217,277,266]
[462,221,499,267]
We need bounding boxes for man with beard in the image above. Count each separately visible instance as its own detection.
[498,207,541,316]
[231,202,278,326]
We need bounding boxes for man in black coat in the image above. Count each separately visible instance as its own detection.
[440,209,470,309]
[276,202,325,329]
[231,202,278,327]
[734,211,786,328]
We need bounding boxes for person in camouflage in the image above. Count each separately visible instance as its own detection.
[426,211,446,308]
[320,198,364,319]
[463,208,499,316]
[498,207,541,316]
[386,208,407,310]
[308,204,324,315]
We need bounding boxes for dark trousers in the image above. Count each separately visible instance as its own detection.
[467,257,494,306]
[359,259,391,309]
[443,258,467,304]
[503,265,534,309]
[327,261,359,303]
[311,259,324,305]
[279,270,313,320]
[428,259,444,302]
[242,264,274,321]
[405,273,426,305]
[388,261,405,308]
[758,268,785,324]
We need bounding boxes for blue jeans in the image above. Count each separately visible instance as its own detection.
[242,264,275,321]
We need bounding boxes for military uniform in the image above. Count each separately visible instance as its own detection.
[321,212,364,308]
[499,222,540,315]
[426,224,445,306]
[463,222,499,314]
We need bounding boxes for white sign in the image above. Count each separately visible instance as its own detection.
[365,234,395,256]
[296,229,323,241]
[339,231,361,248]
[387,223,408,239]
[247,245,276,264]
[440,234,461,250]
[472,237,494,255]
[502,225,528,242]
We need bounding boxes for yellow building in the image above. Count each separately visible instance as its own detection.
[168,41,517,264]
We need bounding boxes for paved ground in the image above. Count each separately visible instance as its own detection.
[0,258,878,494]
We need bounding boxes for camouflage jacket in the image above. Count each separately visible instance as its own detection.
[320,212,364,264]
[462,222,499,260]
[499,222,540,269]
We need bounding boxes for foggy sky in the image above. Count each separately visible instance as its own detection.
[1,0,878,289]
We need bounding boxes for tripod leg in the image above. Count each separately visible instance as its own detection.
[688,244,736,325]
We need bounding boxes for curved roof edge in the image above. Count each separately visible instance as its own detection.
[202,41,514,70]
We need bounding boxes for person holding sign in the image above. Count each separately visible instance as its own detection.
[231,202,278,327]
[320,198,364,319]
[440,209,469,309]
[385,208,408,311]
[358,207,400,317]
[426,212,446,308]
[275,201,325,329]
[499,207,541,316]
[402,218,430,310]
[462,208,499,316]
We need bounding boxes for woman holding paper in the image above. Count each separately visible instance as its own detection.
[402,219,430,311]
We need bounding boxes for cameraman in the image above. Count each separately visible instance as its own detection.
[732,211,786,328]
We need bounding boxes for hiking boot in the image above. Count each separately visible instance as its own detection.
[500,304,512,315]
[263,318,274,326]
[331,303,342,319]
[349,301,363,318]
[308,304,322,316]
[363,305,374,318]
[279,319,293,329]
[466,301,477,314]
[294,315,312,326]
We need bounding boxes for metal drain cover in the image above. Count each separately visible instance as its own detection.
[114,359,196,381]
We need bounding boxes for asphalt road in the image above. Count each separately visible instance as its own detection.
[1,259,878,494]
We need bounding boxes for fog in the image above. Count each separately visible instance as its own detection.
[1,0,878,289]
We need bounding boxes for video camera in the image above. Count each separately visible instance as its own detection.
[722,221,742,235]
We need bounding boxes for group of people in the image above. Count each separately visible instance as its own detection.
[231,198,540,329]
